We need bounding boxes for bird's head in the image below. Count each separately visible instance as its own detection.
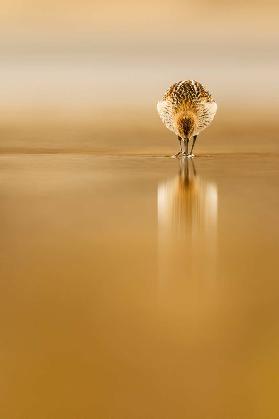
[175,109,197,140]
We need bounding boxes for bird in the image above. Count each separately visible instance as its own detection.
[157,80,217,157]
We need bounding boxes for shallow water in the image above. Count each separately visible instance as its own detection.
[1,153,279,418]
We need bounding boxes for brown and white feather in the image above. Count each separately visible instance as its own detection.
[157,80,217,139]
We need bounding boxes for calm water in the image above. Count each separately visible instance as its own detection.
[1,153,279,418]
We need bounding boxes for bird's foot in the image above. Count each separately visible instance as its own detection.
[181,152,195,158]
[171,151,182,158]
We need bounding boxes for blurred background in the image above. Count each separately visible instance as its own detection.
[1,3,279,419]
[1,0,279,153]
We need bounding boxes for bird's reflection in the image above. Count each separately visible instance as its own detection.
[157,157,218,284]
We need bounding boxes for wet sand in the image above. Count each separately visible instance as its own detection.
[1,150,279,418]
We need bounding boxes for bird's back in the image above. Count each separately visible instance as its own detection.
[164,80,212,107]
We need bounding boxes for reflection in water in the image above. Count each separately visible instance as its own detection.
[157,157,218,283]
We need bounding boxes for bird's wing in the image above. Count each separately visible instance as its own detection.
[157,100,175,132]
[197,101,218,132]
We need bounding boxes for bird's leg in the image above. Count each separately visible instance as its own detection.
[179,136,182,154]
[181,138,189,157]
[189,135,198,157]
[172,136,182,158]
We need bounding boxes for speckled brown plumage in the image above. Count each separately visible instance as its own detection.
[157,80,217,157]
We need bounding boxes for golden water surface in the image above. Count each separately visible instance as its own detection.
[1,146,279,418]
